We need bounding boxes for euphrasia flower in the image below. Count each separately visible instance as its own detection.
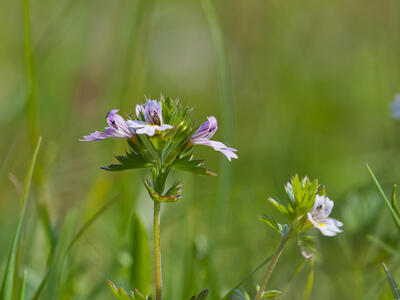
[80,109,134,141]
[190,116,238,161]
[307,195,343,237]
[127,99,173,136]
[391,93,400,119]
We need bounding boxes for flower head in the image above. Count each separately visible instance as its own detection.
[80,109,133,141]
[190,116,238,161]
[307,195,343,236]
[127,99,173,136]
[391,93,400,119]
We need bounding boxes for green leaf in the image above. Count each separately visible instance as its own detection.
[108,281,134,300]
[366,164,400,231]
[190,289,209,300]
[262,290,282,299]
[228,288,251,300]
[102,147,150,172]
[143,179,181,203]
[260,215,288,237]
[18,270,27,300]
[172,154,216,176]
[130,213,151,294]
[267,198,288,216]
[0,136,42,300]
[107,281,151,300]
[383,263,400,299]
[259,215,280,233]
[392,184,400,221]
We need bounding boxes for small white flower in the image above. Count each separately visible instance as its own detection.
[307,195,343,236]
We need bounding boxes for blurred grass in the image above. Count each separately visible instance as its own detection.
[2,0,400,299]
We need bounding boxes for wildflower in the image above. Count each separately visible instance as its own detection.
[307,195,343,236]
[80,109,133,141]
[127,99,173,136]
[391,93,400,119]
[190,116,238,161]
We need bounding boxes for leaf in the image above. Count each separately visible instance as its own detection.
[190,289,209,300]
[172,154,216,176]
[259,215,288,237]
[259,215,280,234]
[108,281,134,300]
[107,281,151,300]
[0,136,42,300]
[130,213,151,294]
[366,164,400,231]
[267,198,288,216]
[383,263,400,299]
[262,290,282,299]
[228,288,250,300]
[102,147,150,172]
[143,179,181,203]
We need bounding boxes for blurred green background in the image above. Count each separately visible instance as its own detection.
[2,0,400,299]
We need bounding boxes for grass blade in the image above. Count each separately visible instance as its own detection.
[18,271,28,300]
[0,136,42,300]
[129,212,151,294]
[383,263,400,299]
[366,164,400,230]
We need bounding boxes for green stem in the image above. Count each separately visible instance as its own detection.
[254,233,290,300]
[153,201,162,300]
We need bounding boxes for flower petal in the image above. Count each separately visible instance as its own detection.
[127,120,148,129]
[191,116,218,141]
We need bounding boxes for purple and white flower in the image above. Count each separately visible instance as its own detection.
[307,195,343,237]
[127,99,173,136]
[391,93,400,119]
[190,116,238,161]
[80,109,134,141]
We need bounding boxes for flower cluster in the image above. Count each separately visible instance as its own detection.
[261,175,343,258]
[81,96,237,202]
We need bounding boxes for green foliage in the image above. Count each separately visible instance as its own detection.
[262,175,323,235]
[366,164,400,232]
[143,178,181,202]
[130,213,151,294]
[262,290,282,299]
[190,289,209,300]
[172,153,217,177]
[383,263,400,300]
[108,281,152,300]
[0,136,41,300]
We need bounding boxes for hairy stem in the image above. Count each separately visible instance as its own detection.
[154,201,162,300]
[254,233,290,300]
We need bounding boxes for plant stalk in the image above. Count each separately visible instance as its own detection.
[153,201,162,300]
[254,233,290,300]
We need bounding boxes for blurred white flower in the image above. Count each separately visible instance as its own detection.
[307,195,343,236]
[390,93,400,119]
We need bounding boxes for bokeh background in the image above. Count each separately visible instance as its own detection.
[1,0,400,299]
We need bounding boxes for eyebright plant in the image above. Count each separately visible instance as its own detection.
[80,96,237,300]
[255,175,342,300]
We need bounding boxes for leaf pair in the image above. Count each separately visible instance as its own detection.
[144,179,182,203]
[108,281,152,300]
